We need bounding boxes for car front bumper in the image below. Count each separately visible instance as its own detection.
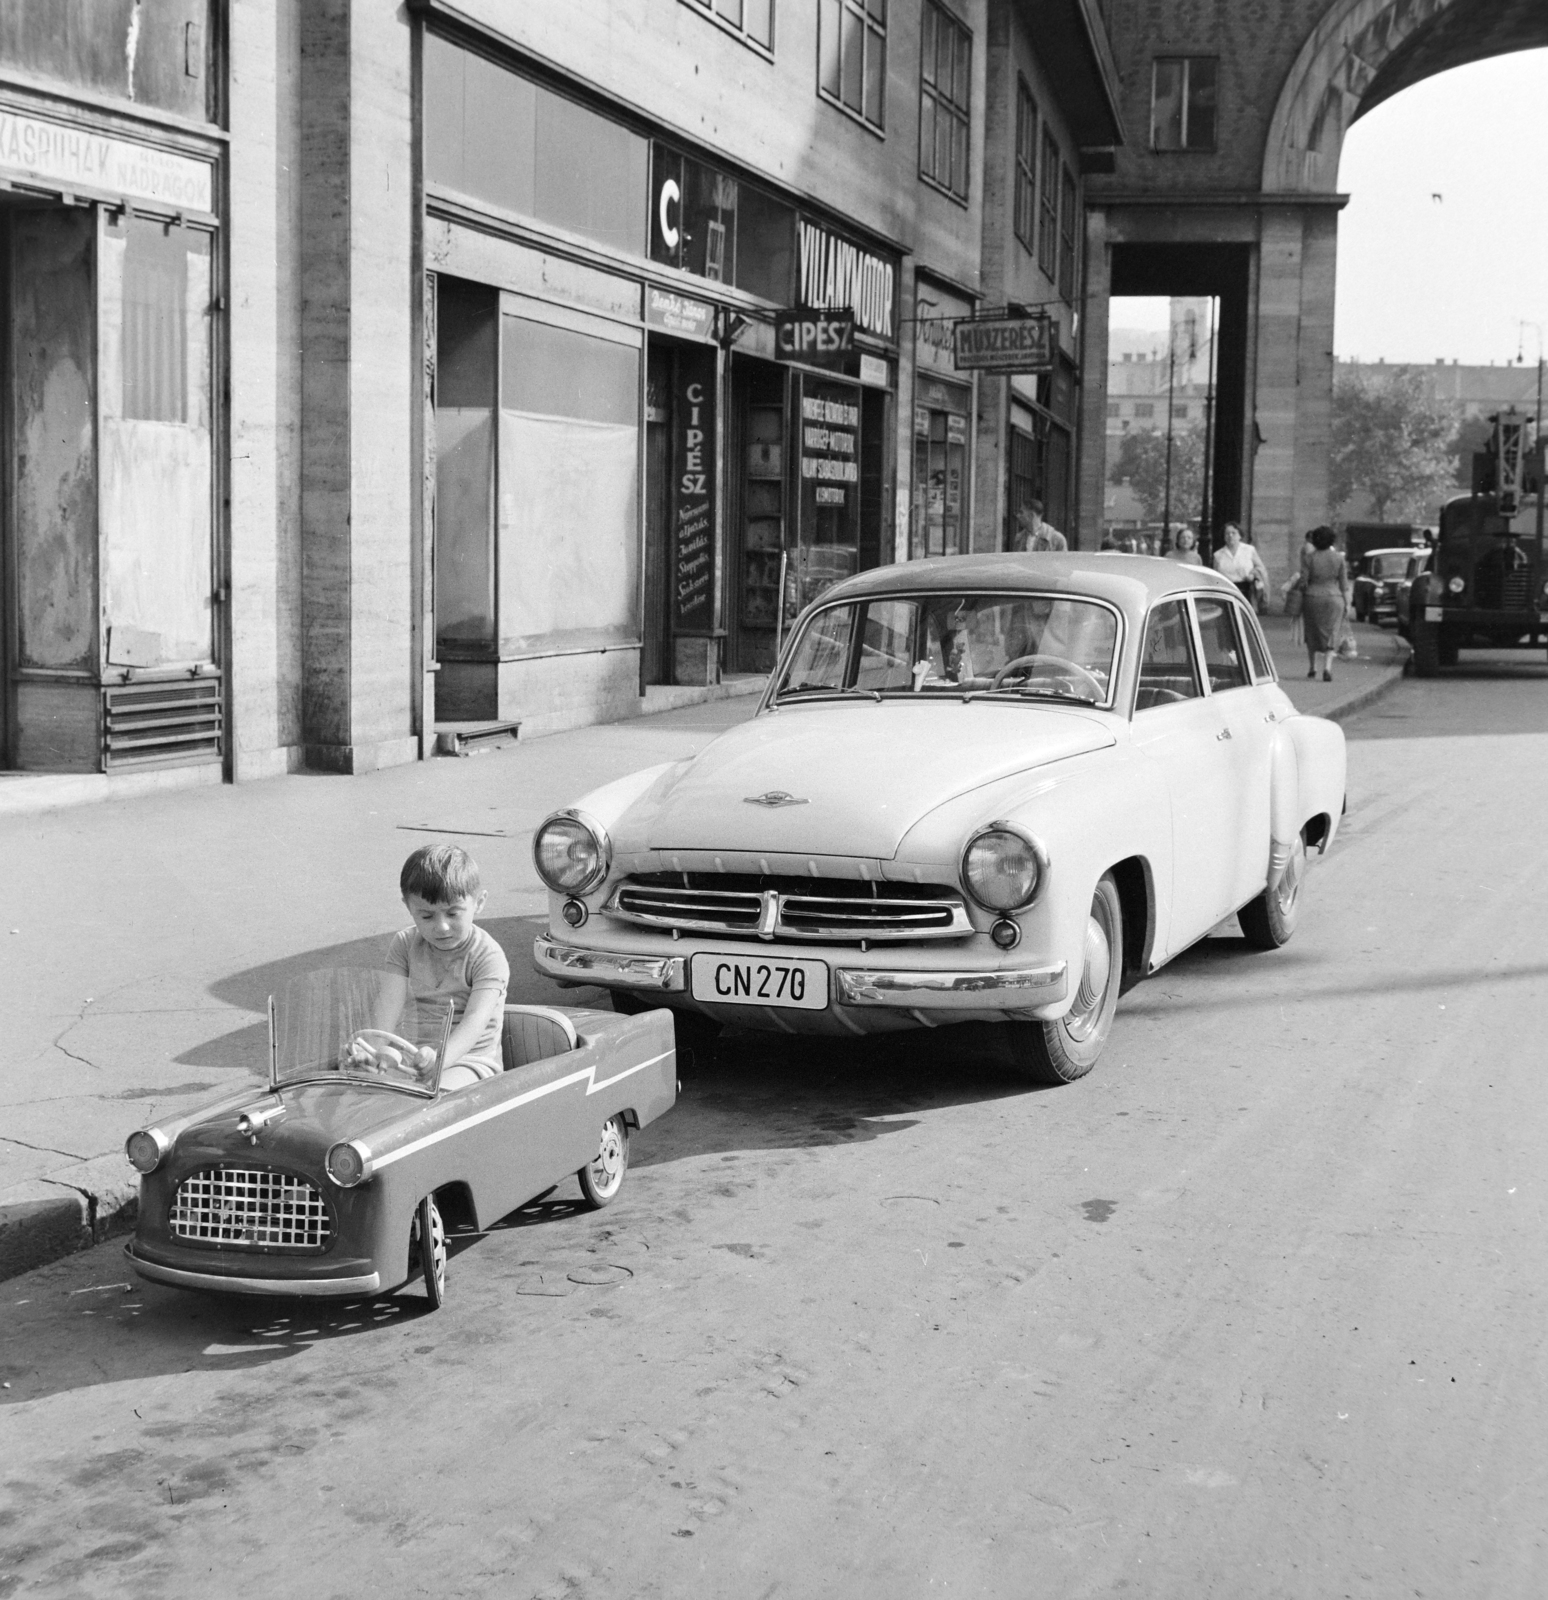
[534,934,1068,1015]
[125,1239,383,1298]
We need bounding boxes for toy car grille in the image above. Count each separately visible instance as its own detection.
[170,1166,332,1250]
[610,874,974,943]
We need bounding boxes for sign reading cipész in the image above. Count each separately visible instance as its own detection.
[774,307,855,364]
[952,315,1053,373]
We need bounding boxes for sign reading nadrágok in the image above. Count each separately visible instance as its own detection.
[952,315,1054,374]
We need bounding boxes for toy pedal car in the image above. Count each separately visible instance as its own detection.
[123,969,676,1308]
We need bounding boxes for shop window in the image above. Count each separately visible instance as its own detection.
[911,391,968,559]
[499,314,641,652]
[790,375,863,618]
[423,34,648,258]
[122,223,189,422]
[679,0,773,51]
[653,145,797,305]
[435,279,498,650]
[1151,57,1218,151]
[1058,164,1077,301]
[819,0,886,131]
[1013,79,1036,253]
[1037,128,1059,278]
[919,0,969,200]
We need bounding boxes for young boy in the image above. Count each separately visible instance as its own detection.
[376,844,509,1091]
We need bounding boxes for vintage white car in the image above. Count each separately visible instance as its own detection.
[531,554,1346,1084]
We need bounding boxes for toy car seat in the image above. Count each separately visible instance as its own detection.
[500,1006,579,1071]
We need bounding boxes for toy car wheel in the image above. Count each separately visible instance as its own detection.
[1006,873,1122,1086]
[577,1115,629,1209]
[1238,832,1306,950]
[411,1194,447,1308]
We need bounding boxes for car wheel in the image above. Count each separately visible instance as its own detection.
[411,1194,447,1308]
[577,1115,629,1209]
[1437,633,1459,667]
[1006,873,1122,1086]
[1238,832,1307,950]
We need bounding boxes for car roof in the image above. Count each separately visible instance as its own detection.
[818,551,1241,617]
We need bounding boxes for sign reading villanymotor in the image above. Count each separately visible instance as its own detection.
[797,220,896,341]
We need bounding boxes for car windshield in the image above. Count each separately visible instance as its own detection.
[1370,553,1411,578]
[268,968,451,1097]
[775,592,1119,705]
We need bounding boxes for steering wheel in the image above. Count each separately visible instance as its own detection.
[344,1029,435,1076]
[990,653,1104,700]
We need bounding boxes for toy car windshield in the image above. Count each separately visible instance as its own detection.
[267,968,453,1098]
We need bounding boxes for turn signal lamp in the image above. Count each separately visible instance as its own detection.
[325,1141,369,1189]
[961,824,1048,914]
[125,1129,169,1174]
[533,812,611,896]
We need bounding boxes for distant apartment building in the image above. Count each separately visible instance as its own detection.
[1335,359,1543,422]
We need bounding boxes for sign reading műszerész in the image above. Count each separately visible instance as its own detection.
[952,316,1053,373]
[775,307,855,365]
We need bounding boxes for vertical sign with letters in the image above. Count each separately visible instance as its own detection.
[672,346,717,634]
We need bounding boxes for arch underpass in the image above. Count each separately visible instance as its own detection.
[1081,0,1548,576]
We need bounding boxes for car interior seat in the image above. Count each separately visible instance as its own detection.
[501,1006,579,1071]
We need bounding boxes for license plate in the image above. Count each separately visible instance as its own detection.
[691,953,828,1010]
[1424,606,1443,621]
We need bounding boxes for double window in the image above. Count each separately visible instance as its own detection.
[1058,163,1077,300]
[820,0,886,130]
[1037,128,1059,277]
[680,0,773,51]
[919,0,970,200]
[1151,56,1218,151]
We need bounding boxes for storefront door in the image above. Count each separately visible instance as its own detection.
[911,379,970,559]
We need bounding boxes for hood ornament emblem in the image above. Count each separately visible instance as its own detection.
[743,790,809,808]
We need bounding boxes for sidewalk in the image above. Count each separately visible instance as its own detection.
[0,613,1407,1282]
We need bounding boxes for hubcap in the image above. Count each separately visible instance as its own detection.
[590,1121,625,1195]
[1276,840,1305,916]
[1067,908,1113,1043]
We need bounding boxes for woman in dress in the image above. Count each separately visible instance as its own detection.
[1300,524,1350,681]
[1212,522,1269,603]
[1170,527,1203,566]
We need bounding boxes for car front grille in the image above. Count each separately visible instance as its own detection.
[170,1166,332,1250]
[607,873,974,943]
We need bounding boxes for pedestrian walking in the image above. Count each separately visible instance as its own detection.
[1299,524,1350,681]
[1014,498,1067,552]
[1212,522,1269,606]
[1170,527,1203,566]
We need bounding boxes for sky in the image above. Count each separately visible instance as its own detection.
[1111,47,1548,367]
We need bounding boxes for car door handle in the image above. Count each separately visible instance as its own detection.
[1216,727,1233,741]
[1263,712,1277,723]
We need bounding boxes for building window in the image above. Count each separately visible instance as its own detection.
[1037,128,1059,278]
[1106,402,1120,419]
[919,0,970,200]
[680,0,773,51]
[820,0,886,130]
[1014,78,1036,252]
[1058,163,1077,300]
[1151,57,1218,151]
[1133,402,1154,419]
[1175,403,1189,419]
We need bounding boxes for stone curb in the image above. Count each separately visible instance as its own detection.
[1313,662,1407,725]
[0,1157,140,1284]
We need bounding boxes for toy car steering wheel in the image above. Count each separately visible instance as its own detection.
[344,1029,436,1075]
[990,654,1104,700]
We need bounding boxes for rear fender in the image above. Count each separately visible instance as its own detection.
[1275,714,1347,865]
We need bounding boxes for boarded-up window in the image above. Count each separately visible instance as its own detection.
[122,222,189,422]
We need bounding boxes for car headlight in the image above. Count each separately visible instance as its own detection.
[961,824,1048,914]
[125,1129,169,1174]
[1447,574,1465,594]
[325,1141,371,1188]
[532,811,611,895]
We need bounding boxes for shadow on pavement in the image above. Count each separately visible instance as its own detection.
[1344,651,1548,741]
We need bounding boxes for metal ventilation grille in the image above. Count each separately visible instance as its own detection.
[103,678,222,769]
[171,1166,332,1250]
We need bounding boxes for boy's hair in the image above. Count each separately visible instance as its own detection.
[400,843,482,904]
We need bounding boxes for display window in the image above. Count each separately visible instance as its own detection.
[911,379,970,559]
[786,373,863,625]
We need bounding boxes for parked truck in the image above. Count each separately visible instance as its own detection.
[1398,410,1547,676]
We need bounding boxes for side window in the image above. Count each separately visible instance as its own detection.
[1136,599,1201,710]
[855,599,918,690]
[1240,605,1274,681]
[1195,597,1250,692]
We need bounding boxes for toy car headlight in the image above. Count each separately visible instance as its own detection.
[533,812,611,896]
[325,1141,371,1188]
[125,1129,170,1174]
[961,824,1048,914]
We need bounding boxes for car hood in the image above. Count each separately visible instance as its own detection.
[172,1081,426,1171]
[632,699,1115,860]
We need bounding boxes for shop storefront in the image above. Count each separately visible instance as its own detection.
[420,30,899,718]
[0,92,223,772]
[1007,350,1078,544]
[910,276,976,560]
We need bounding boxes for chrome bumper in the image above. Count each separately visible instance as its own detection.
[835,962,1067,1009]
[125,1242,381,1298]
[535,935,1065,1012]
[534,936,686,992]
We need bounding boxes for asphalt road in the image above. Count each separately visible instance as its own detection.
[3,654,1546,1600]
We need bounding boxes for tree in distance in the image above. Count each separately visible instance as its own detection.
[1107,425,1206,525]
[1330,368,1456,522]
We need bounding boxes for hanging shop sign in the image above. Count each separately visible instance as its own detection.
[952,315,1054,374]
[645,286,717,341]
[0,109,212,212]
[774,306,854,365]
[796,219,897,342]
[672,349,717,634]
